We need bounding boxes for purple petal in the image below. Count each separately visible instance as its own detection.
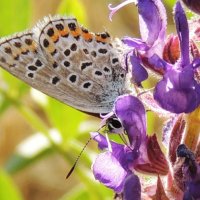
[122,37,150,51]
[123,174,141,200]
[154,67,200,113]
[138,0,166,49]
[148,54,171,72]
[114,95,147,152]
[91,132,135,192]
[92,151,131,193]
[91,131,142,192]
[130,52,148,86]
[174,1,190,67]
[91,132,137,166]
[90,132,109,150]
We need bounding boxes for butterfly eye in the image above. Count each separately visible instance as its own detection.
[120,73,125,79]
[107,117,122,132]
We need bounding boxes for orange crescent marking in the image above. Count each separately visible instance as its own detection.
[95,35,107,43]
[82,32,93,41]
[71,27,81,37]
[30,42,37,51]
[51,33,59,43]
[60,29,69,37]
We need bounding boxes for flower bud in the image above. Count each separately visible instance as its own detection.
[163,34,180,64]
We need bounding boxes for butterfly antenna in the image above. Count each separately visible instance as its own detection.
[66,137,92,179]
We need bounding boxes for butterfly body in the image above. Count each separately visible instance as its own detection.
[0,16,128,113]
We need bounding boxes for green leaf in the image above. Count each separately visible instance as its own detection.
[0,169,23,200]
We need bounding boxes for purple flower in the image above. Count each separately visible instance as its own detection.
[91,95,146,196]
[91,131,134,193]
[91,95,169,198]
[109,0,166,86]
[128,51,148,86]
[149,1,200,114]
[122,0,166,57]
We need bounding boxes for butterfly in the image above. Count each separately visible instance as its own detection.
[0,16,128,114]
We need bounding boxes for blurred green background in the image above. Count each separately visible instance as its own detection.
[0,0,177,200]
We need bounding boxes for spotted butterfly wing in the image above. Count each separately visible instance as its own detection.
[0,16,127,113]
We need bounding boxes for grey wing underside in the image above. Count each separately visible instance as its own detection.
[0,16,127,113]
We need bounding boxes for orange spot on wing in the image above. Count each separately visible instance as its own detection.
[13,54,19,60]
[82,32,93,41]
[51,34,59,43]
[96,35,107,43]
[43,42,55,54]
[71,27,81,37]
[59,29,69,37]
[29,41,37,52]
[19,41,36,54]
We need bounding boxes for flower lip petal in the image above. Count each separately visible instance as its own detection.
[154,65,200,113]
[91,131,137,193]
[91,130,143,193]
[92,151,131,193]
